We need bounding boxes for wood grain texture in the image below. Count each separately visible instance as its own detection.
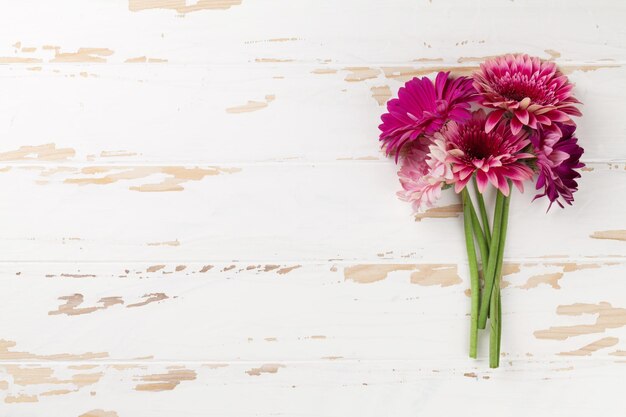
[0,0,625,415]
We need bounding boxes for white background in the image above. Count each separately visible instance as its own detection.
[0,1,625,415]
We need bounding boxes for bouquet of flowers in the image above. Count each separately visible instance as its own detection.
[379,54,584,368]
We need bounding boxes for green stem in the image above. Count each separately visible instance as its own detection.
[489,282,500,367]
[477,190,505,329]
[489,186,511,368]
[468,197,489,267]
[462,189,480,359]
[473,177,491,246]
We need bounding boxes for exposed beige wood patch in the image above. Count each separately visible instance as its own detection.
[129,0,242,13]
[410,265,461,287]
[227,101,267,113]
[560,63,620,74]
[559,337,619,356]
[534,302,626,340]
[0,144,75,162]
[202,364,229,369]
[344,264,416,284]
[413,58,444,63]
[276,265,301,275]
[99,150,138,158]
[125,56,168,63]
[79,410,119,417]
[147,239,180,247]
[519,272,564,289]
[226,95,275,113]
[49,294,119,316]
[544,49,562,60]
[0,340,107,361]
[0,43,177,66]
[40,389,75,396]
[343,67,380,82]
[64,166,241,192]
[370,85,391,106]
[0,57,42,64]
[245,37,299,44]
[4,364,103,388]
[127,293,168,308]
[147,264,166,273]
[49,293,169,316]
[255,58,293,63]
[50,48,114,63]
[590,230,626,241]
[501,263,522,276]
[245,364,284,376]
[134,369,196,391]
[5,393,38,403]
[382,66,476,82]
[457,55,521,64]
[555,263,602,273]
[263,265,279,272]
[414,204,463,222]
[311,68,338,74]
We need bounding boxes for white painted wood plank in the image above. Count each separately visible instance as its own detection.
[1,0,625,414]
[0,0,624,64]
[1,261,625,362]
[0,64,623,163]
[0,162,622,262]
[1,360,625,416]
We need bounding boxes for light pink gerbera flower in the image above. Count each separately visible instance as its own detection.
[473,54,582,135]
[397,137,453,211]
[379,72,477,160]
[443,109,535,196]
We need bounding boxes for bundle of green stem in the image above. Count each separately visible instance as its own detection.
[462,177,512,368]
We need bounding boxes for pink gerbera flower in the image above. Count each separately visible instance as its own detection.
[443,109,535,195]
[397,136,453,211]
[473,54,582,135]
[531,123,585,209]
[379,72,477,160]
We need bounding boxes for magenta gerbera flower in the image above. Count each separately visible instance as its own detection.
[442,109,535,196]
[397,136,452,211]
[379,72,477,159]
[473,54,582,135]
[531,123,585,209]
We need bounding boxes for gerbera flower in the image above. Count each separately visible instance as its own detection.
[397,136,453,211]
[443,109,535,195]
[473,54,582,135]
[379,71,477,160]
[531,123,585,209]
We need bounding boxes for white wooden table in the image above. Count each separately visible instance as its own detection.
[0,1,625,415]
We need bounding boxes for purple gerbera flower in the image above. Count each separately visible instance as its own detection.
[379,72,477,160]
[531,123,585,209]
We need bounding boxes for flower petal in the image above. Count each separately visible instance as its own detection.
[485,109,505,133]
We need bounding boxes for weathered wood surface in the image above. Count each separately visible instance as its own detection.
[0,0,625,415]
